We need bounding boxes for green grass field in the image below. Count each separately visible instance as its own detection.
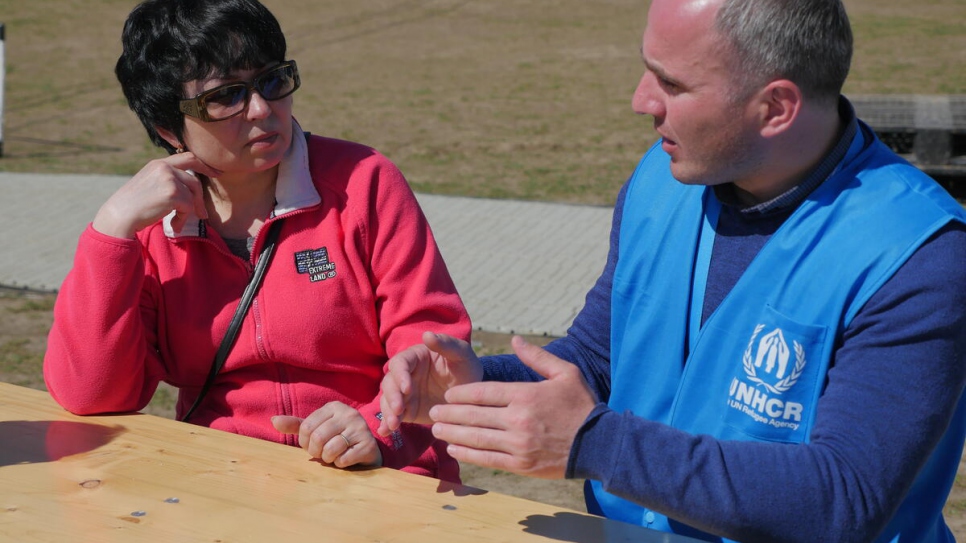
[0,0,962,205]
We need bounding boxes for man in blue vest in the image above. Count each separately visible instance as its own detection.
[378,0,966,541]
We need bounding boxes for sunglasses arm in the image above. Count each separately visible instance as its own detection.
[178,100,209,122]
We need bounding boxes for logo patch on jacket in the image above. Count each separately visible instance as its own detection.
[727,324,807,431]
[294,247,337,282]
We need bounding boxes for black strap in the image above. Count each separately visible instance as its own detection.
[181,220,283,422]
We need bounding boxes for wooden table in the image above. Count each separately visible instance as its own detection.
[0,382,698,542]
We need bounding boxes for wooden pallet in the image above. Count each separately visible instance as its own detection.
[851,94,966,172]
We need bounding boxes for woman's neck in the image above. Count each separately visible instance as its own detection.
[204,167,278,239]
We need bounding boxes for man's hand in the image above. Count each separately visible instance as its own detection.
[429,336,596,479]
[272,401,383,468]
[378,331,483,436]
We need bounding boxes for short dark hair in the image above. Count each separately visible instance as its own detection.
[714,0,853,105]
[115,0,288,154]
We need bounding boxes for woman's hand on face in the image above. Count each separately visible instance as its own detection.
[271,402,384,469]
[92,152,221,239]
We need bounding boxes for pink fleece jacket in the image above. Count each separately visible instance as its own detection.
[44,129,470,482]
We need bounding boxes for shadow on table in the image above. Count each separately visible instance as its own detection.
[435,478,489,497]
[520,511,702,543]
[0,420,124,467]
[435,477,701,541]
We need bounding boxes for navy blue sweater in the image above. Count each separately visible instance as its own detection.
[481,167,966,541]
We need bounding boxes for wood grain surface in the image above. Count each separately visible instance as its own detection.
[0,382,697,543]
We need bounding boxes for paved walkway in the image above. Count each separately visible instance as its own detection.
[0,172,612,337]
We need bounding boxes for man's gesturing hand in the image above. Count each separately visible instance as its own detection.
[429,336,596,479]
[378,331,483,437]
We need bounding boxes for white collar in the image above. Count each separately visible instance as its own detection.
[163,118,321,238]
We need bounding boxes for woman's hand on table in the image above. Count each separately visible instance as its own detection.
[272,402,383,468]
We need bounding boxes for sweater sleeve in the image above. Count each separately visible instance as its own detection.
[568,222,966,543]
[365,154,471,358]
[43,225,166,414]
[360,153,471,477]
[480,181,628,402]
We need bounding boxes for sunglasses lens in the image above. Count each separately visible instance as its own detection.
[188,62,299,121]
[257,65,297,100]
[204,85,249,120]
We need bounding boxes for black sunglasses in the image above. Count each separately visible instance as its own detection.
[178,60,300,122]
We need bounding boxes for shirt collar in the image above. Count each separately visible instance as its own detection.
[714,96,858,217]
[163,118,321,238]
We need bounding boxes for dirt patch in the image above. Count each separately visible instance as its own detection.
[1,0,963,205]
[0,288,54,391]
[460,462,586,512]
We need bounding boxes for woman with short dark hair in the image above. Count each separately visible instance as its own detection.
[44,0,469,483]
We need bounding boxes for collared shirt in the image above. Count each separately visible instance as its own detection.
[702,98,859,323]
[714,97,859,216]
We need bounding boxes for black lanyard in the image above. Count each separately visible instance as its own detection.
[181,220,282,422]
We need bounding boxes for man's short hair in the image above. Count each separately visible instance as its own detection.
[714,0,853,105]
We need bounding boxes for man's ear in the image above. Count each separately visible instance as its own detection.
[756,79,803,138]
[155,126,183,151]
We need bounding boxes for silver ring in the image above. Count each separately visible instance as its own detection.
[338,433,351,448]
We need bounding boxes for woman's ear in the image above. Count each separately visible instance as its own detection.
[155,126,184,152]
[757,79,803,139]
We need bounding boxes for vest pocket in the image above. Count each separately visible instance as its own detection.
[682,305,829,444]
[726,308,828,443]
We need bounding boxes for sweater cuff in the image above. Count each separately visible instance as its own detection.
[357,400,433,470]
[83,222,143,249]
[481,353,543,383]
[566,402,623,481]
[357,401,402,453]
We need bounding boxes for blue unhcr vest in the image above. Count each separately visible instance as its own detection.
[593,124,966,542]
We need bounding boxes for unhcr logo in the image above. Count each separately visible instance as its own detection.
[727,324,807,431]
[742,324,805,394]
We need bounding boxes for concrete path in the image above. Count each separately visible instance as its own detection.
[0,172,612,337]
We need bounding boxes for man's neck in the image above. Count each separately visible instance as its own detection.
[733,104,845,208]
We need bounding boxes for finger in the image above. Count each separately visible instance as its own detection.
[443,380,516,407]
[381,347,422,426]
[511,336,571,380]
[179,169,209,220]
[331,433,381,468]
[383,355,413,398]
[445,442,516,473]
[321,432,353,465]
[432,422,509,455]
[169,209,189,234]
[166,151,222,179]
[166,153,216,222]
[300,402,341,428]
[377,393,401,436]
[301,410,339,457]
[271,415,303,435]
[424,331,475,362]
[164,167,209,234]
[429,403,505,430]
[425,331,485,385]
[380,340,442,432]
